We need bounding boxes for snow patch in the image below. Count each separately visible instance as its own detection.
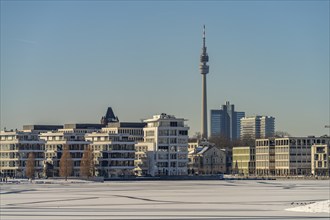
[286,200,330,213]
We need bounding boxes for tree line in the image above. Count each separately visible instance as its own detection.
[25,145,94,181]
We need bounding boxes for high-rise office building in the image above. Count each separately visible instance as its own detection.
[210,101,245,140]
[240,116,275,140]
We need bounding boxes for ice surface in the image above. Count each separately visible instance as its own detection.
[1,179,329,219]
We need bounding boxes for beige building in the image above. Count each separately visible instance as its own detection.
[274,137,329,176]
[255,139,275,176]
[188,141,226,175]
[232,146,255,176]
[311,144,329,176]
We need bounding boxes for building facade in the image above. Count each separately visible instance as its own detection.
[232,146,255,176]
[188,142,226,175]
[102,122,145,142]
[39,124,101,177]
[274,137,329,176]
[255,138,275,176]
[143,113,189,176]
[240,116,275,140]
[0,130,45,178]
[311,144,329,176]
[85,131,135,177]
[210,101,245,140]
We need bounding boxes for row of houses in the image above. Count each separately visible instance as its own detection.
[233,137,330,176]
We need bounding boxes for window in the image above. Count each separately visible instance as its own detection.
[170,122,177,127]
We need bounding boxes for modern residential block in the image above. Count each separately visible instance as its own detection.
[142,113,189,176]
[85,131,135,177]
[0,130,46,178]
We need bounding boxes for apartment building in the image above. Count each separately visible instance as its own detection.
[102,122,145,142]
[143,113,189,176]
[134,142,149,176]
[39,124,101,177]
[85,131,135,177]
[0,125,62,178]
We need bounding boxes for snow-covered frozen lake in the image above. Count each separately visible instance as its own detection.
[1,180,329,219]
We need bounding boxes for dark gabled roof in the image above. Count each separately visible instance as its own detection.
[105,107,116,121]
[101,107,119,125]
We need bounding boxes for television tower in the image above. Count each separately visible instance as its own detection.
[200,25,209,139]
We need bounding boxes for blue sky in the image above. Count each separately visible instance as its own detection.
[1,0,329,136]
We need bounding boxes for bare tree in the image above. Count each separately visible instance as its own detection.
[59,145,73,181]
[26,152,35,181]
[80,146,94,179]
[240,135,256,147]
[209,135,231,149]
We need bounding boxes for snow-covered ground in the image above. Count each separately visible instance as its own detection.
[286,200,330,213]
[1,180,329,219]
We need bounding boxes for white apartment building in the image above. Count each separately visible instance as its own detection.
[39,124,101,177]
[0,130,46,178]
[102,122,145,142]
[241,116,275,140]
[143,113,189,176]
[134,142,149,176]
[101,122,146,176]
[85,131,135,178]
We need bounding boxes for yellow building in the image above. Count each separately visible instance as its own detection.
[232,146,255,176]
